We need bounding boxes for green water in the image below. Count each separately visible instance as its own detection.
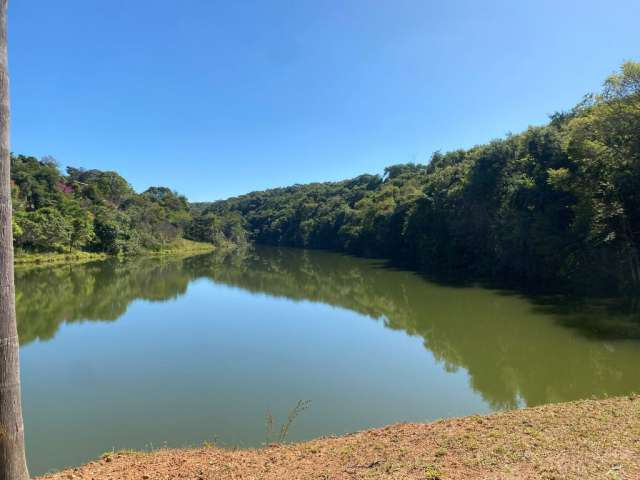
[16,246,640,475]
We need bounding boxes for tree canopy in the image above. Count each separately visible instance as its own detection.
[11,62,640,292]
[10,159,241,255]
[200,62,640,292]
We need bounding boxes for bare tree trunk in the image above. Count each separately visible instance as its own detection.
[0,0,30,478]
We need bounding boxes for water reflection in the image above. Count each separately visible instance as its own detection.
[16,247,640,410]
[16,257,192,344]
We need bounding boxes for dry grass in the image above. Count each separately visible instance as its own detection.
[40,395,640,479]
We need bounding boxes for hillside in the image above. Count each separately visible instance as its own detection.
[10,158,245,258]
[198,62,640,292]
[12,62,640,290]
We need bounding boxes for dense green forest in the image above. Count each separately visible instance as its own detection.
[198,62,640,292]
[10,156,246,255]
[11,62,640,292]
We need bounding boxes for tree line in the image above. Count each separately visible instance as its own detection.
[10,157,246,255]
[10,62,640,292]
[201,62,640,293]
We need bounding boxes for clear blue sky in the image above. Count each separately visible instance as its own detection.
[8,0,639,201]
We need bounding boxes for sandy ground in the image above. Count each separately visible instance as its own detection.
[41,395,640,480]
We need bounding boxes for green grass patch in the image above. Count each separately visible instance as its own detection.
[145,238,215,256]
[14,239,215,268]
[14,251,109,268]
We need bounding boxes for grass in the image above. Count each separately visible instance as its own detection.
[423,464,442,479]
[14,239,215,268]
[14,250,108,267]
[145,238,215,256]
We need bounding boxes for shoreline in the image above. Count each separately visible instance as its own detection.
[39,395,640,479]
[14,240,215,268]
[14,251,110,268]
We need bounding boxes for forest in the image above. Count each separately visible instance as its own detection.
[11,62,640,292]
[200,62,640,292]
[10,156,246,256]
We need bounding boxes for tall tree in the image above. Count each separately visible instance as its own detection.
[0,0,30,478]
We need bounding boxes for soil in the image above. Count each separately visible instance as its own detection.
[41,395,640,480]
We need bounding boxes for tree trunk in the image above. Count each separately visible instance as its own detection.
[0,0,30,478]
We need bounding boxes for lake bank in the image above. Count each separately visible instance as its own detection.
[39,395,640,480]
[14,250,109,267]
[13,239,214,268]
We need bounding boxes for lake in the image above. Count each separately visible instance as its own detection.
[16,246,640,475]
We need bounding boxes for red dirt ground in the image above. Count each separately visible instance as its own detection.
[41,396,640,480]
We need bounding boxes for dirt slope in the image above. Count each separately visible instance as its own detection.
[41,396,640,480]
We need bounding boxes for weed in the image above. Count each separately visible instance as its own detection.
[265,399,311,445]
[424,463,442,479]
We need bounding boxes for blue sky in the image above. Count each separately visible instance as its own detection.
[8,0,639,201]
